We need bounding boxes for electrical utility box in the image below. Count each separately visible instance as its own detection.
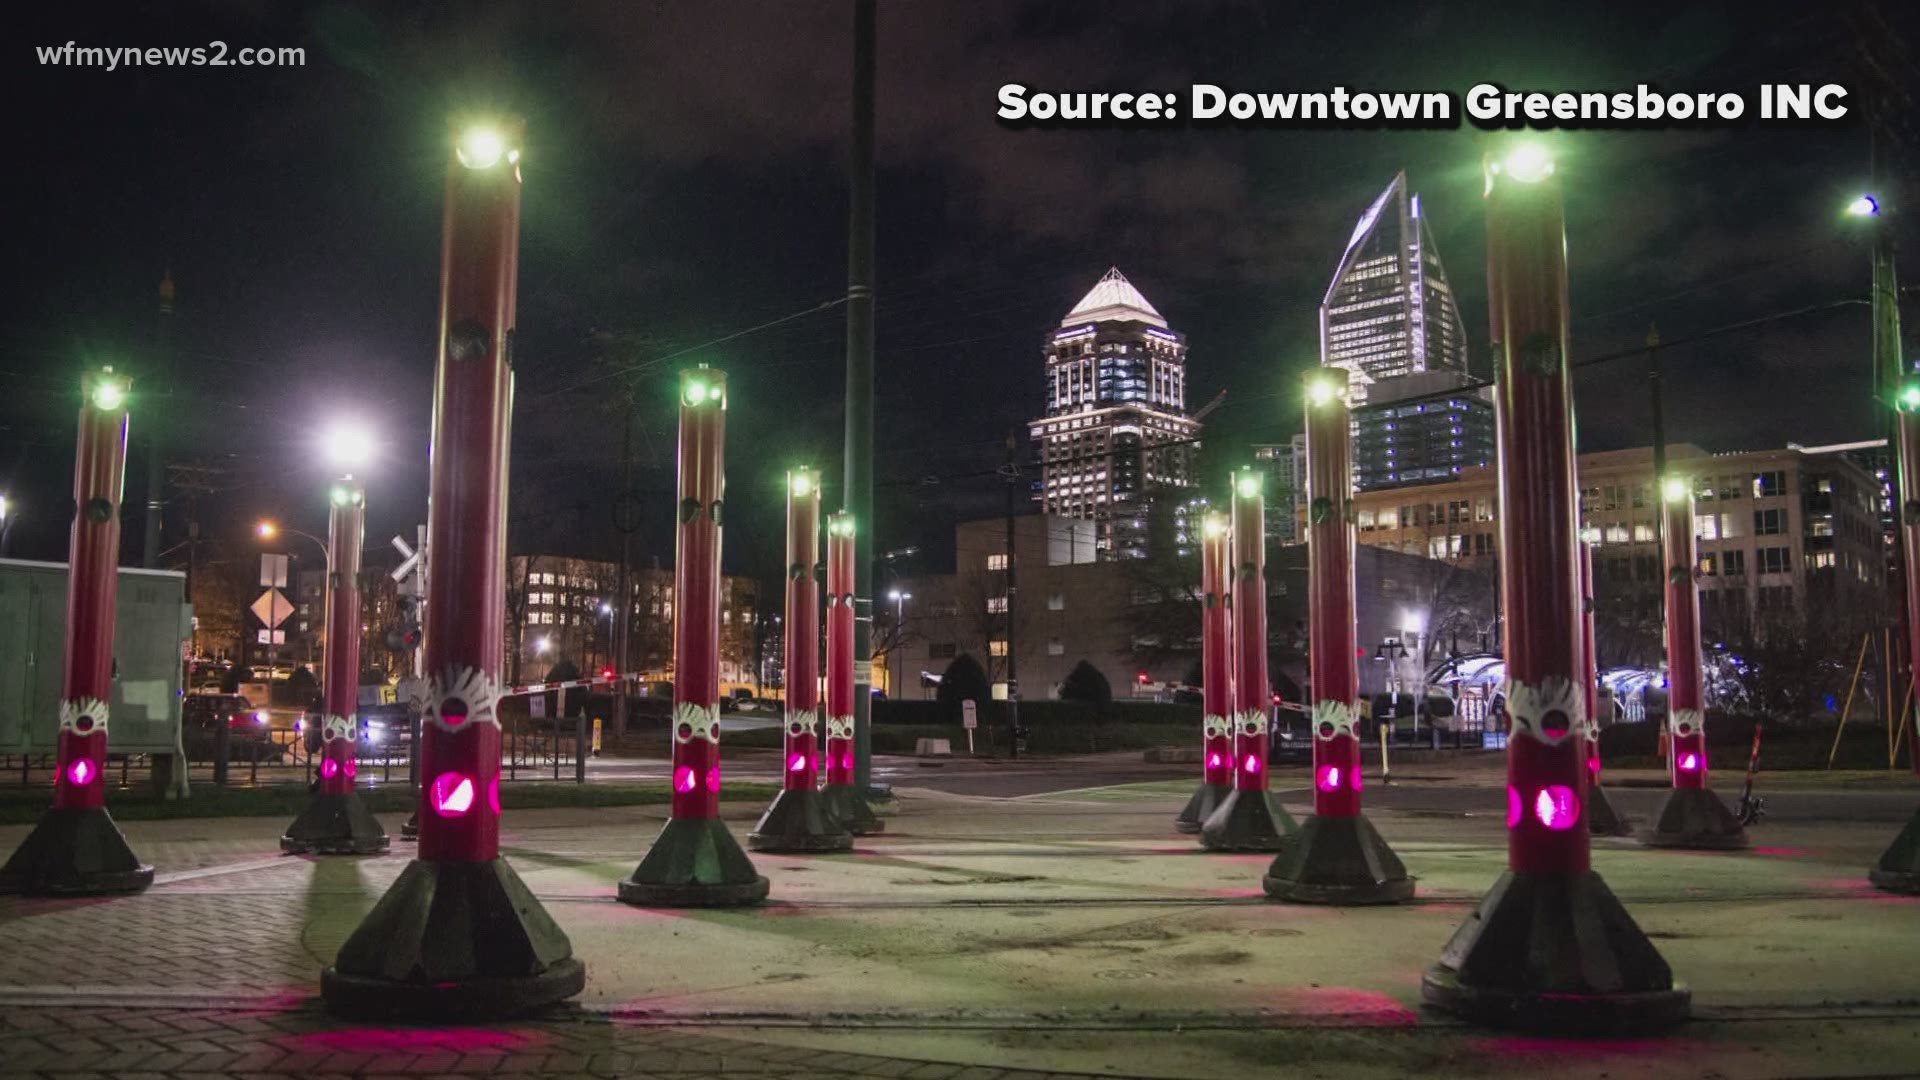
[0,558,193,794]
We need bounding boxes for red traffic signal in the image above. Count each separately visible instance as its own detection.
[1137,671,1150,684]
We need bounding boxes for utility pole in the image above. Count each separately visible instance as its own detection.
[1001,430,1021,758]
[613,392,637,737]
[142,271,174,568]
[844,0,878,794]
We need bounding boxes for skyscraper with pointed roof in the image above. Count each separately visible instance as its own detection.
[1320,171,1468,402]
[1029,268,1200,559]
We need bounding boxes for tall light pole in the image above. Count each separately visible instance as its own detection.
[619,368,770,906]
[281,477,388,854]
[843,0,879,797]
[1863,188,1920,892]
[1265,374,1410,903]
[1644,475,1747,849]
[1199,466,1297,851]
[1174,511,1234,833]
[0,368,153,895]
[324,117,585,1019]
[258,521,329,675]
[1421,143,1687,1031]
[749,467,851,852]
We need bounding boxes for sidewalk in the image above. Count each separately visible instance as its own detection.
[1,783,1917,1077]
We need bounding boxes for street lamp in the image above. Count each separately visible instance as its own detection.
[321,422,376,470]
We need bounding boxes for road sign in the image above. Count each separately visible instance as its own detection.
[250,589,291,628]
[259,553,289,588]
[854,660,873,684]
[529,694,546,719]
[961,700,978,729]
[255,628,286,645]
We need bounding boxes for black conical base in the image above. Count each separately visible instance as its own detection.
[1868,805,1920,894]
[1174,781,1232,835]
[400,811,419,840]
[1199,786,1297,852]
[1641,786,1749,850]
[619,816,770,907]
[1587,783,1632,836]
[748,787,853,853]
[1422,869,1690,1033]
[1262,814,1415,905]
[280,791,391,855]
[321,857,584,1020]
[0,805,154,896]
[820,783,885,835]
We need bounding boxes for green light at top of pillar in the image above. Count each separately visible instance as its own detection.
[87,369,130,412]
[1500,143,1556,184]
[1898,383,1920,413]
[1661,476,1690,503]
[1847,194,1881,218]
[455,124,520,170]
[828,514,855,538]
[330,485,350,507]
[1306,375,1341,408]
[1234,470,1262,499]
[1202,512,1229,539]
[679,368,727,409]
[790,469,815,497]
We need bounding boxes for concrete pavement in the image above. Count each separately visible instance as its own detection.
[1,776,1918,1077]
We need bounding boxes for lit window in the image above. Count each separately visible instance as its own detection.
[987,554,1008,571]
[990,640,1008,657]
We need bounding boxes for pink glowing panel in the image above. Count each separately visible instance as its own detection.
[68,759,94,786]
[1317,765,1341,792]
[705,766,722,793]
[673,766,696,793]
[345,759,358,779]
[1352,769,1364,791]
[430,772,475,816]
[321,758,340,780]
[1242,753,1262,775]
[841,752,855,771]
[1677,753,1700,772]
[488,776,501,815]
[1587,755,1601,775]
[1534,785,1579,830]
[1206,752,1223,769]
[1506,785,1522,828]
[788,753,807,773]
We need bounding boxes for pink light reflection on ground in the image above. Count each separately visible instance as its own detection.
[1259,987,1419,1027]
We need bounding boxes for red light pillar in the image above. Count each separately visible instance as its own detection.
[324,119,585,1020]
[1646,483,1747,849]
[1872,401,1920,891]
[282,478,390,854]
[822,512,884,833]
[1422,145,1688,1032]
[0,368,153,896]
[621,369,770,906]
[1199,468,1297,851]
[750,469,852,852]
[1175,511,1235,833]
[1265,378,1412,903]
[1582,530,1630,836]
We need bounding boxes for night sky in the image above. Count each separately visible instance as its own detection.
[4,1,1913,588]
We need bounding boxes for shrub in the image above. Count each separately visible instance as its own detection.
[1058,660,1113,707]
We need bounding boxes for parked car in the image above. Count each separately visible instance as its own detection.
[183,694,283,762]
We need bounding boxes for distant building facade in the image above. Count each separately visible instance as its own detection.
[1253,435,1308,543]
[1320,171,1468,404]
[1347,442,1889,638]
[1350,371,1495,491]
[507,554,760,690]
[1030,268,1201,560]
